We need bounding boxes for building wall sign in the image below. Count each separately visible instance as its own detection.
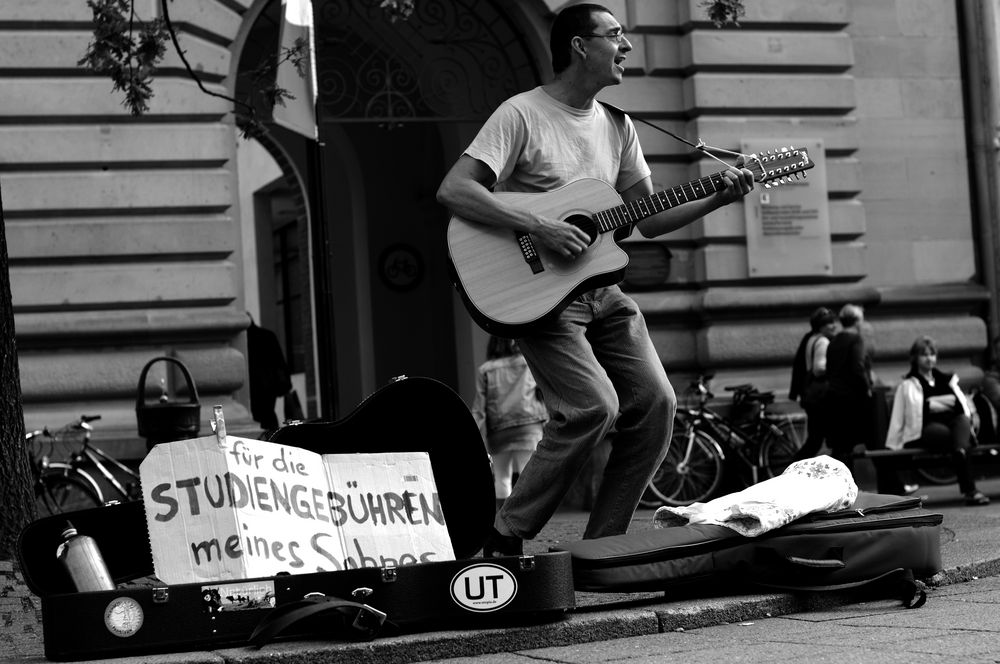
[742,138,831,278]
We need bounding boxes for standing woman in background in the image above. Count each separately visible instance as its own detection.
[471,336,548,512]
[789,307,839,461]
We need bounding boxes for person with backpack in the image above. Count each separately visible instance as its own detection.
[788,307,839,461]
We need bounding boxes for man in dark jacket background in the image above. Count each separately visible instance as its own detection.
[246,317,293,431]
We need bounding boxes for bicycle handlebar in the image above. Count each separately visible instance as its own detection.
[26,415,102,442]
[690,376,779,409]
[732,390,775,407]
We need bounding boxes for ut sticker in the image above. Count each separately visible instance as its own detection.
[450,563,518,612]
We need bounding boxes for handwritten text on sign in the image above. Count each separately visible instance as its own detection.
[140,436,455,584]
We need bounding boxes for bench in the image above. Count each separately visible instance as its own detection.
[852,379,1000,483]
[853,444,1000,484]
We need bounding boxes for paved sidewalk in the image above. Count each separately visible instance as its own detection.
[4,478,999,664]
[435,574,1000,664]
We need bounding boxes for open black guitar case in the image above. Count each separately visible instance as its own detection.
[18,376,575,661]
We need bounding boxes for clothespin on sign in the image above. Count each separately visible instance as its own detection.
[211,405,227,448]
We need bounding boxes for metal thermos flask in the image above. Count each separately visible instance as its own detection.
[56,523,115,592]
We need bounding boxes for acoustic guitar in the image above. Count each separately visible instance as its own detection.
[447,146,813,336]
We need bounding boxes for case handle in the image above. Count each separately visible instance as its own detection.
[249,594,392,647]
[756,546,846,571]
[135,356,199,408]
[782,555,846,569]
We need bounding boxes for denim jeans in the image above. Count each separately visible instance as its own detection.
[498,286,675,540]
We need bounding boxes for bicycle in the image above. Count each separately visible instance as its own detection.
[641,375,801,507]
[27,415,142,517]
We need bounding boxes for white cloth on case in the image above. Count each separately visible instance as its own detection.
[652,455,858,537]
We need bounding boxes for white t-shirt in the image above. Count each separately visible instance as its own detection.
[464,86,650,194]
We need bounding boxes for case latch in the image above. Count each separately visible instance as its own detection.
[518,555,536,571]
[152,587,170,603]
[381,563,398,582]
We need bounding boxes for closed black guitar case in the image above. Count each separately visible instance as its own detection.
[18,376,575,661]
[552,492,942,599]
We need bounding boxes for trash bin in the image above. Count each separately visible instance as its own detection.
[136,356,201,451]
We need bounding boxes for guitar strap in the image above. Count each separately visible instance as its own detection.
[598,100,742,167]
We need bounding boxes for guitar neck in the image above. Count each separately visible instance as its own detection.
[596,171,730,233]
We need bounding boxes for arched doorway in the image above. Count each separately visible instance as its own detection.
[235,0,545,418]
[313,0,545,411]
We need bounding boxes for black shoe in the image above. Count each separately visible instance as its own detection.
[482,527,522,557]
[965,491,990,506]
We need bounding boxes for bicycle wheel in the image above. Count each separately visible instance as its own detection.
[35,468,103,517]
[774,416,806,453]
[757,423,800,479]
[644,426,725,506]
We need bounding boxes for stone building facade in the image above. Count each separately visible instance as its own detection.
[2,0,997,457]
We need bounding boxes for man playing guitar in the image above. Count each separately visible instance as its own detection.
[437,3,755,556]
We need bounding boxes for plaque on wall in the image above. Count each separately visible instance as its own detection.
[742,138,831,278]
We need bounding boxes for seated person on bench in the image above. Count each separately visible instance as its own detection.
[885,335,990,506]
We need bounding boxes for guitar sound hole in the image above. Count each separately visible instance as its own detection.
[566,214,598,245]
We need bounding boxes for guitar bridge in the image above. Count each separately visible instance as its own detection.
[516,232,544,274]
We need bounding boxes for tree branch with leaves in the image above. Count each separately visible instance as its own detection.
[79,0,312,136]
[79,0,742,124]
[701,0,747,27]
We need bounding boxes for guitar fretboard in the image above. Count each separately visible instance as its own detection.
[592,172,727,233]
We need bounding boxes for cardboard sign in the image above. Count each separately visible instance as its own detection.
[140,435,454,584]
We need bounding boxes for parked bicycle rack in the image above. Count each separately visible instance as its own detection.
[136,356,201,451]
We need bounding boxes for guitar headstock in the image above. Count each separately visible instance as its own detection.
[744,146,813,189]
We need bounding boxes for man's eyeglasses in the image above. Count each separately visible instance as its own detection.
[580,29,627,45]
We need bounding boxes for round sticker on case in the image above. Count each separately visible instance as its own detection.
[450,563,518,613]
[104,597,144,638]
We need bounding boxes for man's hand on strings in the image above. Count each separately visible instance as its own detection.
[531,213,591,260]
[715,166,755,204]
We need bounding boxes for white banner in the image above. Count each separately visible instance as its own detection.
[273,0,318,140]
